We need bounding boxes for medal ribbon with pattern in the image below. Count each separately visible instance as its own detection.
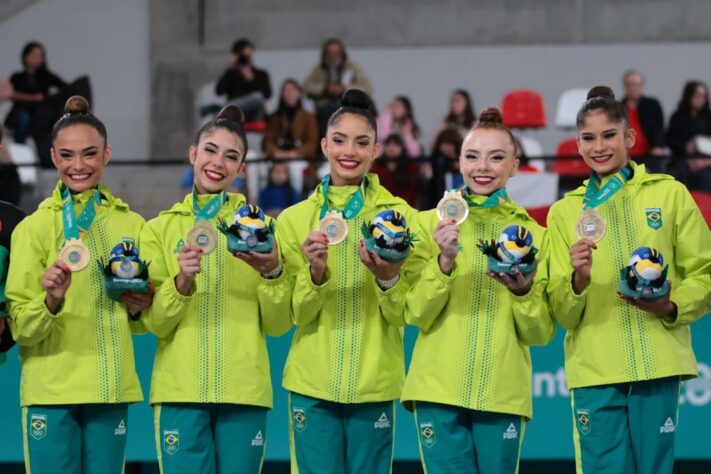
[318,175,368,220]
[461,187,509,208]
[191,188,227,222]
[61,185,102,241]
[582,165,633,210]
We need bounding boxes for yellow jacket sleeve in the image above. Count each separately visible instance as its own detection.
[664,187,711,326]
[139,220,194,338]
[546,202,588,331]
[404,212,457,332]
[510,230,556,346]
[6,213,61,347]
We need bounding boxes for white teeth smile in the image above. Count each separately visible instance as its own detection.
[70,174,91,180]
[473,176,494,184]
[339,160,359,169]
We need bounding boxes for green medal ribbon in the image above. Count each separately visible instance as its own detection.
[319,175,368,220]
[461,187,509,208]
[582,165,633,210]
[191,188,227,222]
[61,185,102,241]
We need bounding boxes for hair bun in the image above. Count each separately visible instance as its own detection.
[64,96,90,115]
[587,86,615,101]
[216,105,245,127]
[340,89,375,115]
[478,107,504,125]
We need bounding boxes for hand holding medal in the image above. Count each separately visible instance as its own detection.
[42,259,73,314]
[302,231,330,285]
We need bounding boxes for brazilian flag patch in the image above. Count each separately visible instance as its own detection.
[163,428,180,455]
[420,421,436,448]
[576,409,591,435]
[646,208,662,230]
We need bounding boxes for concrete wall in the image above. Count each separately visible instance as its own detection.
[151,41,711,159]
[150,0,711,159]
[0,0,150,160]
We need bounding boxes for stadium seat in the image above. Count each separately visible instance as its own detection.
[7,142,37,185]
[244,120,267,133]
[555,88,588,129]
[501,89,546,129]
[526,206,551,227]
[690,191,711,227]
[552,138,588,177]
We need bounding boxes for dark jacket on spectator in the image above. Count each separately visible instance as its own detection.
[621,95,665,149]
[215,66,272,101]
[666,108,711,156]
[263,108,319,157]
[5,68,66,128]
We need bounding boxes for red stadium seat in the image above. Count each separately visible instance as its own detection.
[553,138,589,177]
[501,90,546,129]
[244,120,267,133]
[526,206,550,227]
[690,191,711,227]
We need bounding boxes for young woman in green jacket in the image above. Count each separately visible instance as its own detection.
[276,89,416,473]
[402,108,554,474]
[140,105,292,474]
[6,96,153,474]
[546,86,711,474]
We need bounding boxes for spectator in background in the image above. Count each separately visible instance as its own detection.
[423,128,463,209]
[620,70,665,172]
[666,80,711,190]
[430,89,476,147]
[263,79,318,159]
[303,39,372,137]
[371,134,419,206]
[0,123,22,205]
[0,79,13,102]
[259,162,300,217]
[514,135,539,173]
[376,96,423,158]
[5,41,91,167]
[215,38,272,121]
[300,157,322,200]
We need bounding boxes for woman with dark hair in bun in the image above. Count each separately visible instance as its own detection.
[276,89,416,473]
[546,86,711,474]
[401,108,554,473]
[140,105,292,473]
[5,96,153,473]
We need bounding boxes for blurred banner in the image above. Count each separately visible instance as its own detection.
[1,313,709,462]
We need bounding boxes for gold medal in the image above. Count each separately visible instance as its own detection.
[317,211,348,245]
[576,209,607,242]
[187,220,218,254]
[59,238,91,272]
[436,191,469,225]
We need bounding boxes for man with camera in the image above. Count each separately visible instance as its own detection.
[215,38,272,121]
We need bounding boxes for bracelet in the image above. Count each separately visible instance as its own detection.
[377,274,400,291]
[261,263,283,280]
